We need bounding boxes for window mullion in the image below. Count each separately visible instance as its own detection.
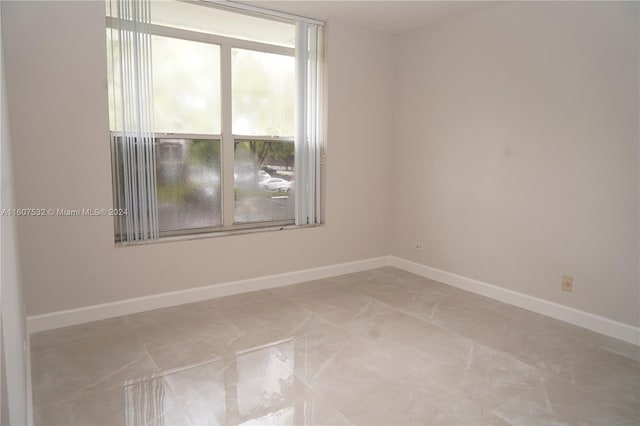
[221,43,234,228]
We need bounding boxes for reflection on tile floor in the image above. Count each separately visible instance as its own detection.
[31,267,640,425]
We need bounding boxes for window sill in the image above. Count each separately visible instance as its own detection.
[115,223,323,247]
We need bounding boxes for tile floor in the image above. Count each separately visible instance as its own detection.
[31,267,640,425]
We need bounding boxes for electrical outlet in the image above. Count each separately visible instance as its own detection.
[561,275,573,292]
[415,243,424,251]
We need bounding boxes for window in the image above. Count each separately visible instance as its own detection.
[106,0,323,242]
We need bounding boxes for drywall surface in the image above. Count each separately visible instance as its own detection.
[391,1,639,327]
[2,1,394,315]
[0,1,29,422]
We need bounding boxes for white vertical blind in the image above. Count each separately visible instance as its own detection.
[109,0,158,241]
[294,21,323,225]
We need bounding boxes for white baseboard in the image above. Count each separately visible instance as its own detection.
[26,256,389,334]
[28,255,640,346]
[388,256,640,345]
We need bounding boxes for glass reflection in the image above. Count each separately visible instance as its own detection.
[124,376,167,426]
[155,138,221,232]
[234,140,294,224]
[121,338,334,425]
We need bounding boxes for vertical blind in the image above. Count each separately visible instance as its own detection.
[109,0,158,242]
[295,21,324,226]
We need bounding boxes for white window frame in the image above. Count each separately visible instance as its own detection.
[106,1,324,241]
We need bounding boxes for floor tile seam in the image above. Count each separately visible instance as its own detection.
[296,384,357,426]
[290,332,414,394]
[33,350,159,411]
[548,370,640,412]
[403,370,486,409]
[349,281,511,328]
[345,297,377,324]
[82,351,155,391]
[307,338,352,384]
[297,378,384,426]
[162,334,301,379]
[158,370,199,426]
[263,344,356,425]
[463,340,550,381]
[542,344,606,379]
[538,373,640,417]
[121,314,225,396]
[474,408,517,426]
[32,390,83,412]
[487,404,521,426]
[121,315,168,379]
[317,332,468,393]
[487,380,570,424]
[230,313,323,339]
[360,271,560,327]
[149,351,229,381]
[266,332,352,386]
[141,383,196,426]
[144,346,259,384]
[288,311,322,335]
[359,336,543,409]
[203,317,252,346]
[354,292,441,326]
[268,290,354,331]
[213,302,263,334]
[415,317,554,382]
[348,284,426,317]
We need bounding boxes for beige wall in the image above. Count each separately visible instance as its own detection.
[391,1,640,326]
[2,1,394,316]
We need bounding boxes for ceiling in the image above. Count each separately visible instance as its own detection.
[238,1,503,35]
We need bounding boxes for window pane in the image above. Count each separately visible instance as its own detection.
[152,36,221,134]
[232,49,294,137]
[156,138,221,232]
[234,140,294,223]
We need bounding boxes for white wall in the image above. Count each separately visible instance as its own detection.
[391,1,639,327]
[0,1,30,423]
[2,1,394,316]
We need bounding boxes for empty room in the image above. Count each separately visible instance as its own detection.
[1,0,638,425]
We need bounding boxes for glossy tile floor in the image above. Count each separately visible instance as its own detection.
[32,267,640,425]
